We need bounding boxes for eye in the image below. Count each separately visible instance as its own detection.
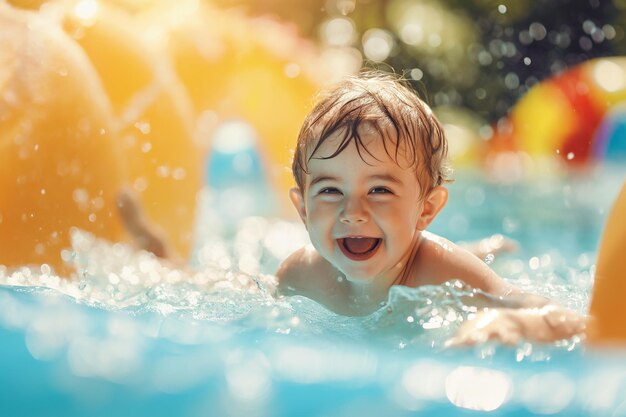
[319,187,341,195]
[369,187,393,195]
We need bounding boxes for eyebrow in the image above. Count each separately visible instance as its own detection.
[309,173,402,188]
[368,174,402,184]
[309,175,338,188]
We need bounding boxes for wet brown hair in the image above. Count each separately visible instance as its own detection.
[292,71,452,197]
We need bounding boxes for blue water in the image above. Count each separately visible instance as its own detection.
[1,164,626,417]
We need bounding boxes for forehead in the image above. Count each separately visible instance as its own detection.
[307,123,416,168]
[305,126,418,182]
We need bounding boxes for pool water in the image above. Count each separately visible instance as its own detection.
[1,165,626,417]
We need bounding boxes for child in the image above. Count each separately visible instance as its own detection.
[273,71,585,344]
[119,71,585,345]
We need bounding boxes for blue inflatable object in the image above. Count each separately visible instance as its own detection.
[593,108,626,162]
[205,120,276,221]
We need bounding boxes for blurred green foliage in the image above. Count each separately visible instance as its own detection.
[214,0,626,122]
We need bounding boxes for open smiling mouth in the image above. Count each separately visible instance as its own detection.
[338,237,382,261]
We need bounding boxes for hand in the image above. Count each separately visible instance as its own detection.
[445,306,587,347]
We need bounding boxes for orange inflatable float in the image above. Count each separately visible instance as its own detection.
[58,0,202,258]
[0,0,202,274]
[0,3,124,275]
[589,180,626,343]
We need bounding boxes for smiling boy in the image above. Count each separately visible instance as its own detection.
[274,72,585,344]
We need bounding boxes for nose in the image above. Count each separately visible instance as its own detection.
[339,196,368,224]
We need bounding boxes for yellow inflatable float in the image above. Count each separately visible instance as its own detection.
[0,3,124,275]
[589,180,626,343]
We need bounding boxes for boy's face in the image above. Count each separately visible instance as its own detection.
[291,126,447,285]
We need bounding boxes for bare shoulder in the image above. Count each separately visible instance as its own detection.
[412,232,516,297]
[275,244,337,297]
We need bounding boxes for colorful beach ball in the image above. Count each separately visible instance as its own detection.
[593,107,626,162]
[488,57,626,167]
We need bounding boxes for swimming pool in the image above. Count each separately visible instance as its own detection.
[1,164,626,417]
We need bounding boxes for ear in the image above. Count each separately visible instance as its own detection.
[289,187,307,225]
[417,186,448,230]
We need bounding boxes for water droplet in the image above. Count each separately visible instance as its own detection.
[497,4,507,14]
[73,188,89,205]
[336,0,356,15]
[141,142,152,153]
[284,63,301,78]
[61,249,75,262]
[529,257,540,270]
[134,121,151,135]
[74,0,99,22]
[134,177,148,192]
[321,17,356,47]
[529,22,547,41]
[591,28,605,43]
[156,165,171,178]
[582,20,596,34]
[91,197,104,210]
[484,253,495,265]
[519,30,533,45]
[504,73,520,89]
[362,28,394,62]
[579,36,593,51]
[35,243,45,255]
[172,168,186,180]
[410,68,423,81]
[603,24,616,40]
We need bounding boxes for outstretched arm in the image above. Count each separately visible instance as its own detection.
[416,233,587,346]
[116,186,185,266]
[446,303,587,347]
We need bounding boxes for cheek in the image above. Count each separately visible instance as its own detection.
[307,201,334,220]
[305,203,335,236]
[378,203,421,233]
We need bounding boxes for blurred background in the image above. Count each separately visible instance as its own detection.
[216,0,626,120]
